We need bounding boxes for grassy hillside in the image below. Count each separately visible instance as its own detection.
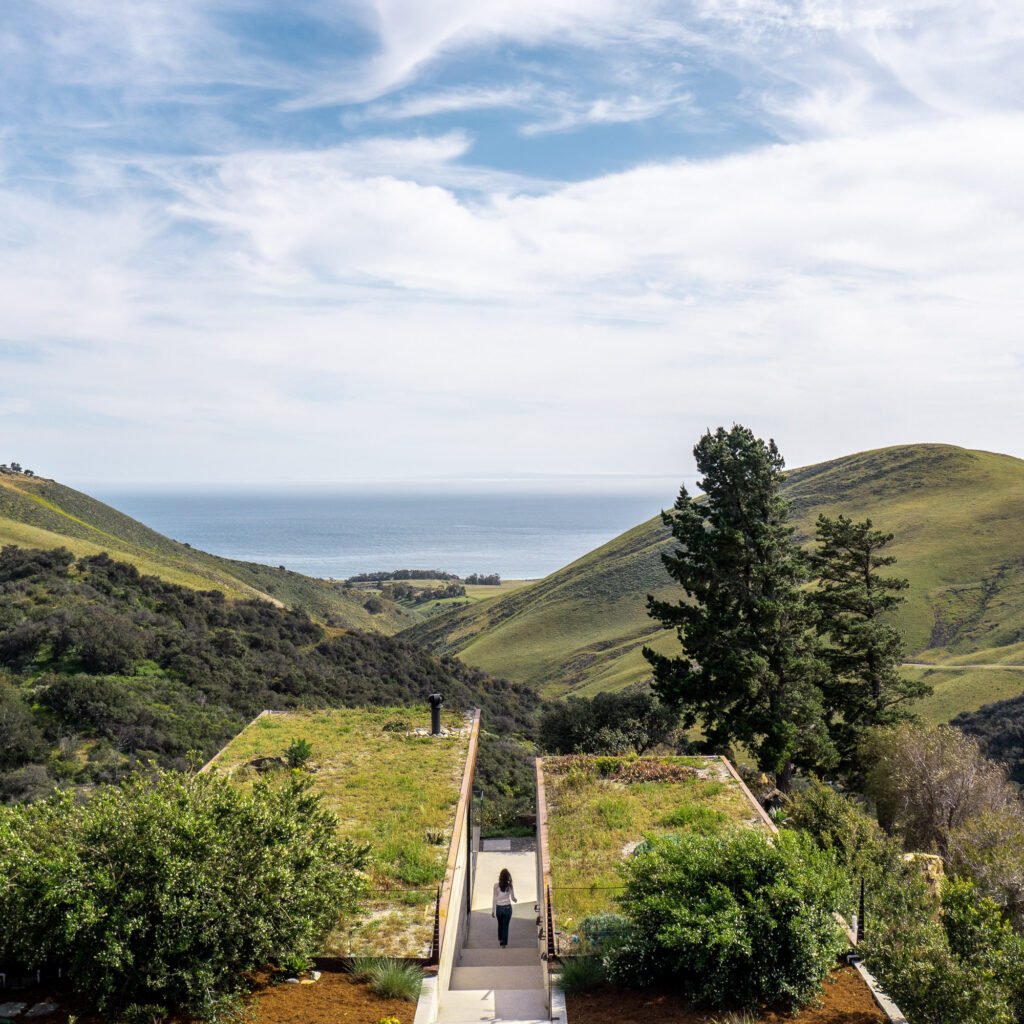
[404,445,1024,713]
[0,472,413,631]
[0,545,537,802]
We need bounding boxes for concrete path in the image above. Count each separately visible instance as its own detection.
[438,849,550,1024]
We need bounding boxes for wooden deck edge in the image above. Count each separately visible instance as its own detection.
[198,709,272,773]
[434,709,481,963]
[719,754,779,833]
[535,757,555,963]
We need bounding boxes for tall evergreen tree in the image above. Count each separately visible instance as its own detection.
[811,514,930,774]
[644,425,834,791]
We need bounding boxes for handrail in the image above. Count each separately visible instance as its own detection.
[535,758,555,959]
[432,709,481,966]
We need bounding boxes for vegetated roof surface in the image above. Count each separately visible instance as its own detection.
[212,707,473,957]
[541,754,771,941]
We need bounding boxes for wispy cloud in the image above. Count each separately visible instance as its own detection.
[2,1,1024,484]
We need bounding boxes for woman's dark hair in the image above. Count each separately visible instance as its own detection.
[499,868,513,892]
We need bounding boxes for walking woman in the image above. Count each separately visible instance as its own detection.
[491,868,517,947]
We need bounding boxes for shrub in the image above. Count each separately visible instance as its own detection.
[948,806,1024,929]
[555,956,604,994]
[604,830,850,1010]
[863,875,1024,1024]
[285,737,313,769]
[0,771,368,1020]
[367,959,423,1001]
[862,724,1017,856]
[577,913,633,955]
[540,690,679,755]
[786,779,898,874]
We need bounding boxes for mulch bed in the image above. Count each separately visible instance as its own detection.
[567,964,886,1023]
[248,967,417,1024]
[0,967,416,1024]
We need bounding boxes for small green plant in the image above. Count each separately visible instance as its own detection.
[119,1005,168,1024]
[424,827,447,845]
[278,951,313,976]
[285,738,313,769]
[659,802,727,832]
[377,1017,402,1024]
[709,1012,760,1024]
[593,796,632,829]
[555,956,604,995]
[367,958,423,1002]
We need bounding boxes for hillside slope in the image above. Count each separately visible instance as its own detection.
[403,445,1024,715]
[0,473,412,631]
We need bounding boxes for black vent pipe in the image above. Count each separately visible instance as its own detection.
[428,693,443,735]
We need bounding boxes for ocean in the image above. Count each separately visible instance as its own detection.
[91,488,675,581]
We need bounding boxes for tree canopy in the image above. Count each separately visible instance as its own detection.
[645,425,833,788]
[645,425,926,789]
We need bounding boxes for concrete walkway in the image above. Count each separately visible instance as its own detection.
[437,849,550,1024]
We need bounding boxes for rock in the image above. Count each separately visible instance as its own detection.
[0,1003,27,1018]
[26,1004,60,1018]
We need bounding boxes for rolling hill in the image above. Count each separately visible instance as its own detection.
[402,444,1024,720]
[0,471,414,631]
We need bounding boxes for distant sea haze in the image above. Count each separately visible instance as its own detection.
[93,489,674,580]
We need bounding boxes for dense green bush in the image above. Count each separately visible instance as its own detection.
[539,688,678,755]
[863,876,1024,1024]
[785,778,903,900]
[0,545,539,795]
[0,770,368,1020]
[603,830,850,1010]
[475,732,537,835]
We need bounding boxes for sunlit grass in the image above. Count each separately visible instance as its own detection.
[543,755,767,937]
[213,707,472,956]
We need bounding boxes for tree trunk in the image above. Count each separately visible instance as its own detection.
[777,760,794,794]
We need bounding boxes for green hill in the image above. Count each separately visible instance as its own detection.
[402,445,1024,720]
[0,472,414,631]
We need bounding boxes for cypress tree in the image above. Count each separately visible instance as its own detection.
[811,514,930,775]
[645,425,834,791]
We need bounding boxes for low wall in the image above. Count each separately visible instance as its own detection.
[433,710,481,990]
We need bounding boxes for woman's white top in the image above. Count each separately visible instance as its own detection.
[492,882,517,913]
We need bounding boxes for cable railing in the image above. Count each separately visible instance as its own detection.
[547,884,626,956]
[325,885,441,960]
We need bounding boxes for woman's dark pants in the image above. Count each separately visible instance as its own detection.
[496,905,513,946]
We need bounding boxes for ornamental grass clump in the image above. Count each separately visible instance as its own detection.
[367,958,423,1002]
[603,829,850,1010]
[555,956,605,995]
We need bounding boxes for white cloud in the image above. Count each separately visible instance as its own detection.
[353,86,541,123]
[2,110,1023,482]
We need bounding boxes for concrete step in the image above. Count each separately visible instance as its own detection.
[449,965,544,991]
[465,916,537,949]
[438,987,549,1023]
[459,947,539,967]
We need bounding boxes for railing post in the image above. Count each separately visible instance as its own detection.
[546,883,556,958]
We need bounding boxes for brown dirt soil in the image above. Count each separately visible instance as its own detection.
[567,964,886,1024]
[1,967,417,1024]
[249,967,418,1024]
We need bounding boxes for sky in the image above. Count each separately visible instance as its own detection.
[2,1,1023,487]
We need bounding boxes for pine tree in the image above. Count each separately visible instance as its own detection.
[644,425,835,791]
[811,514,930,775]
